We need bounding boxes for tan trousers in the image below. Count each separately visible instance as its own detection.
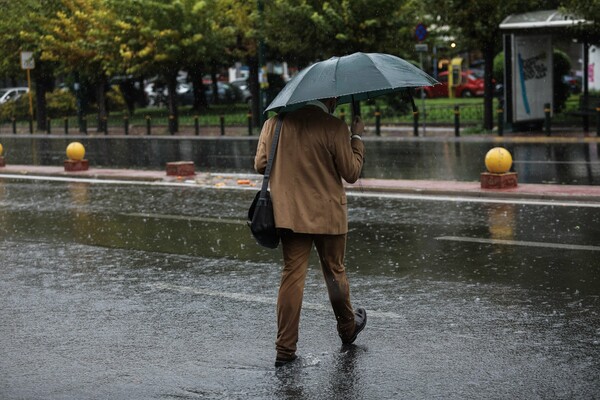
[275,229,356,359]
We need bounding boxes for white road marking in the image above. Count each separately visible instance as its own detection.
[152,282,401,319]
[123,212,245,225]
[436,236,600,252]
[349,191,600,208]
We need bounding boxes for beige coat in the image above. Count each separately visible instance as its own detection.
[254,105,364,234]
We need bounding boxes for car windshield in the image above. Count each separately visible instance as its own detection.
[469,70,484,79]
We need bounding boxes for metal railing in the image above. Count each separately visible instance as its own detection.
[3,101,598,137]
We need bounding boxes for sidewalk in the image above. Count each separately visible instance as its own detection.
[2,164,600,203]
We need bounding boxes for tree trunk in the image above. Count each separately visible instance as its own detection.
[211,71,219,105]
[482,41,495,131]
[33,63,54,131]
[248,56,260,128]
[34,78,47,131]
[95,75,109,133]
[166,73,179,133]
[118,79,136,115]
[189,69,208,112]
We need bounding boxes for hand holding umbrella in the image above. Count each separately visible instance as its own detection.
[351,115,365,136]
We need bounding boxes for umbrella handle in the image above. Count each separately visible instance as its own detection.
[351,95,361,117]
[408,93,418,113]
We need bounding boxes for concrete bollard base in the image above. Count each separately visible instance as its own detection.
[480,172,518,189]
[166,161,195,176]
[64,159,89,172]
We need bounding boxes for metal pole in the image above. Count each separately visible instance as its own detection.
[497,106,504,137]
[583,41,590,133]
[257,0,266,127]
[544,103,552,136]
[375,108,381,136]
[146,115,151,136]
[410,94,419,137]
[419,52,426,136]
[454,105,460,137]
[247,111,252,136]
[26,68,34,123]
[220,115,225,136]
[168,115,176,135]
[596,107,600,137]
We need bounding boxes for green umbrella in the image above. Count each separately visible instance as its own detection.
[265,52,438,113]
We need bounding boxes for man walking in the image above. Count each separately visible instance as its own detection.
[254,97,367,367]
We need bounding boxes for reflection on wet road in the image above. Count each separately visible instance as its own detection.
[2,136,600,184]
[1,178,598,399]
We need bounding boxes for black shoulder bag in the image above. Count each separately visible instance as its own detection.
[247,113,285,249]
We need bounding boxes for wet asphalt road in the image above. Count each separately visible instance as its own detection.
[0,178,599,399]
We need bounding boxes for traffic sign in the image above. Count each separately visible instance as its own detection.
[415,44,429,53]
[415,23,427,42]
[20,52,35,70]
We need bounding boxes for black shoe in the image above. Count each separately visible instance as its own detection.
[275,354,298,367]
[341,308,367,345]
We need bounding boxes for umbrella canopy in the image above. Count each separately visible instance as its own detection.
[265,52,438,113]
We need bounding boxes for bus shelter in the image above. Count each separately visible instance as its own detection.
[499,9,597,131]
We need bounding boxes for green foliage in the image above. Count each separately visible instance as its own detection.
[106,86,126,112]
[553,49,571,112]
[493,52,504,82]
[0,89,79,120]
[46,89,77,117]
[0,95,31,120]
[263,0,419,64]
[561,0,600,40]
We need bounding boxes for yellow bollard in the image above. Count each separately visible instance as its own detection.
[481,147,517,188]
[65,142,88,171]
[66,142,86,161]
[0,143,5,167]
[484,147,512,173]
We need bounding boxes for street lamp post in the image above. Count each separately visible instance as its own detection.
[257,0,266,127]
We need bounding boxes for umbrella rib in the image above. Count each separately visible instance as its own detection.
[333,56,341,99]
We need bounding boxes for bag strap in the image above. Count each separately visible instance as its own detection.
[260,113,285,198]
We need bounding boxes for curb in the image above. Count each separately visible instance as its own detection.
[1,165,600,204]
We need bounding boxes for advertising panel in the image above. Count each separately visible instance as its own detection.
[512,35,553,122]
[589,45,600,91]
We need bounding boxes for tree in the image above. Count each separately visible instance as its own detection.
[38,0,126,131]
[562,0,600,39]
[178,0,237,112]
[248,0,423,122]
[0,0,60,130]
[262,0,420,65]
[114,0,237,130]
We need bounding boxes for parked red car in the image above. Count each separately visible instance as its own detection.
[419,70,486,98]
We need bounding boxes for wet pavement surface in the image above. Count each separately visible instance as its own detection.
[1,177,599,399]
[2,133,600,185]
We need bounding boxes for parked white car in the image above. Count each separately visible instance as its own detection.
[0,87,29,104]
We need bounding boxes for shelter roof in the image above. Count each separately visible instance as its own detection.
[500,9,587,31]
